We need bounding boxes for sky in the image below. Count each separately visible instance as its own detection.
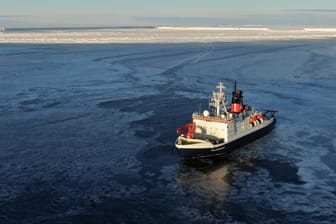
[1,0,336,27]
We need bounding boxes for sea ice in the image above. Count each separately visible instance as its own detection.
[1,27,336,44]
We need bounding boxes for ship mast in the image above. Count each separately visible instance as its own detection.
[210,82,228,117]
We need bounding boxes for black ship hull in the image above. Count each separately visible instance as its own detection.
[176,118,276,159]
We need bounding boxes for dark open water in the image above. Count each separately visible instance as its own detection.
[0,41,335,223]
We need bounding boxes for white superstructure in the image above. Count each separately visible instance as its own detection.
[191,82,268,144]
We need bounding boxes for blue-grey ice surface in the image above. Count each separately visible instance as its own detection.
[0,39,335,224]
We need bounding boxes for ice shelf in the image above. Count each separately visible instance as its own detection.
[1,27,336,43]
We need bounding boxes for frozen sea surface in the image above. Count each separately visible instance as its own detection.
[0,39,336,223]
